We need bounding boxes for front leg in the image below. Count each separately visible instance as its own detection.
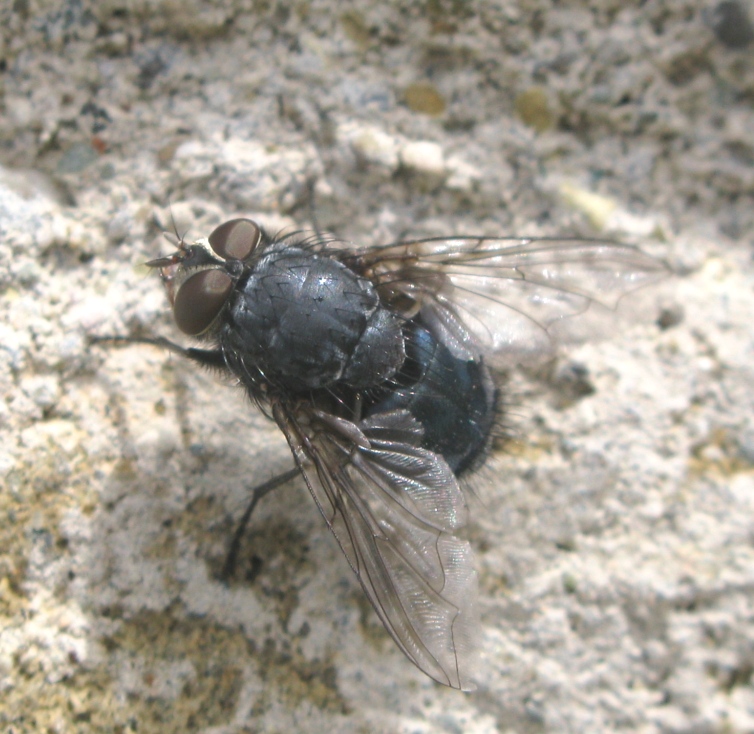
[89,335,227,370]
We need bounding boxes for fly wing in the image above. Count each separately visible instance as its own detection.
[352,236,668,364]
[272,402,479,690]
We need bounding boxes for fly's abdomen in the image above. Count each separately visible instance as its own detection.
[366,320,497,475]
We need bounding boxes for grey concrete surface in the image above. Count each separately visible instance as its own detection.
[1,1,753,732]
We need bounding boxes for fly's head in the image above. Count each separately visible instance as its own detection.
[146,218,264,337]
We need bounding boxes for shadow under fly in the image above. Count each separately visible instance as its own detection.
[92,216,667,690]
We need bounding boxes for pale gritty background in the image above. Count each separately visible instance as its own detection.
[1,1,753,732]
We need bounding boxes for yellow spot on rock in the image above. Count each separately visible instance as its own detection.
[404,82,447,116]
[515,87,554,133]
[559,182,617,230]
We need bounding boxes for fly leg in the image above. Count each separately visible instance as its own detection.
[90,335,300,582]
[89,334,227,369]
[221,467,301,580]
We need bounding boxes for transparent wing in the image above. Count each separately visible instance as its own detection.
[348,236,668,364]
[272,402,479,690]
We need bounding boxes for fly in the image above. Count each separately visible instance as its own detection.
[96,218,667,690]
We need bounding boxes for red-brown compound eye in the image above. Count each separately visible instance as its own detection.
[173,269,233,335]
[208,218,261,260]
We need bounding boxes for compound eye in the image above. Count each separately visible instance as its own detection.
[173,269,232,335]
[208,218,261,261]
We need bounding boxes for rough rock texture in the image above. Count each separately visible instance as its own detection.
[1,2,753,732]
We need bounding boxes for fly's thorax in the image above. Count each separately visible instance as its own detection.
[221,242,406,392]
